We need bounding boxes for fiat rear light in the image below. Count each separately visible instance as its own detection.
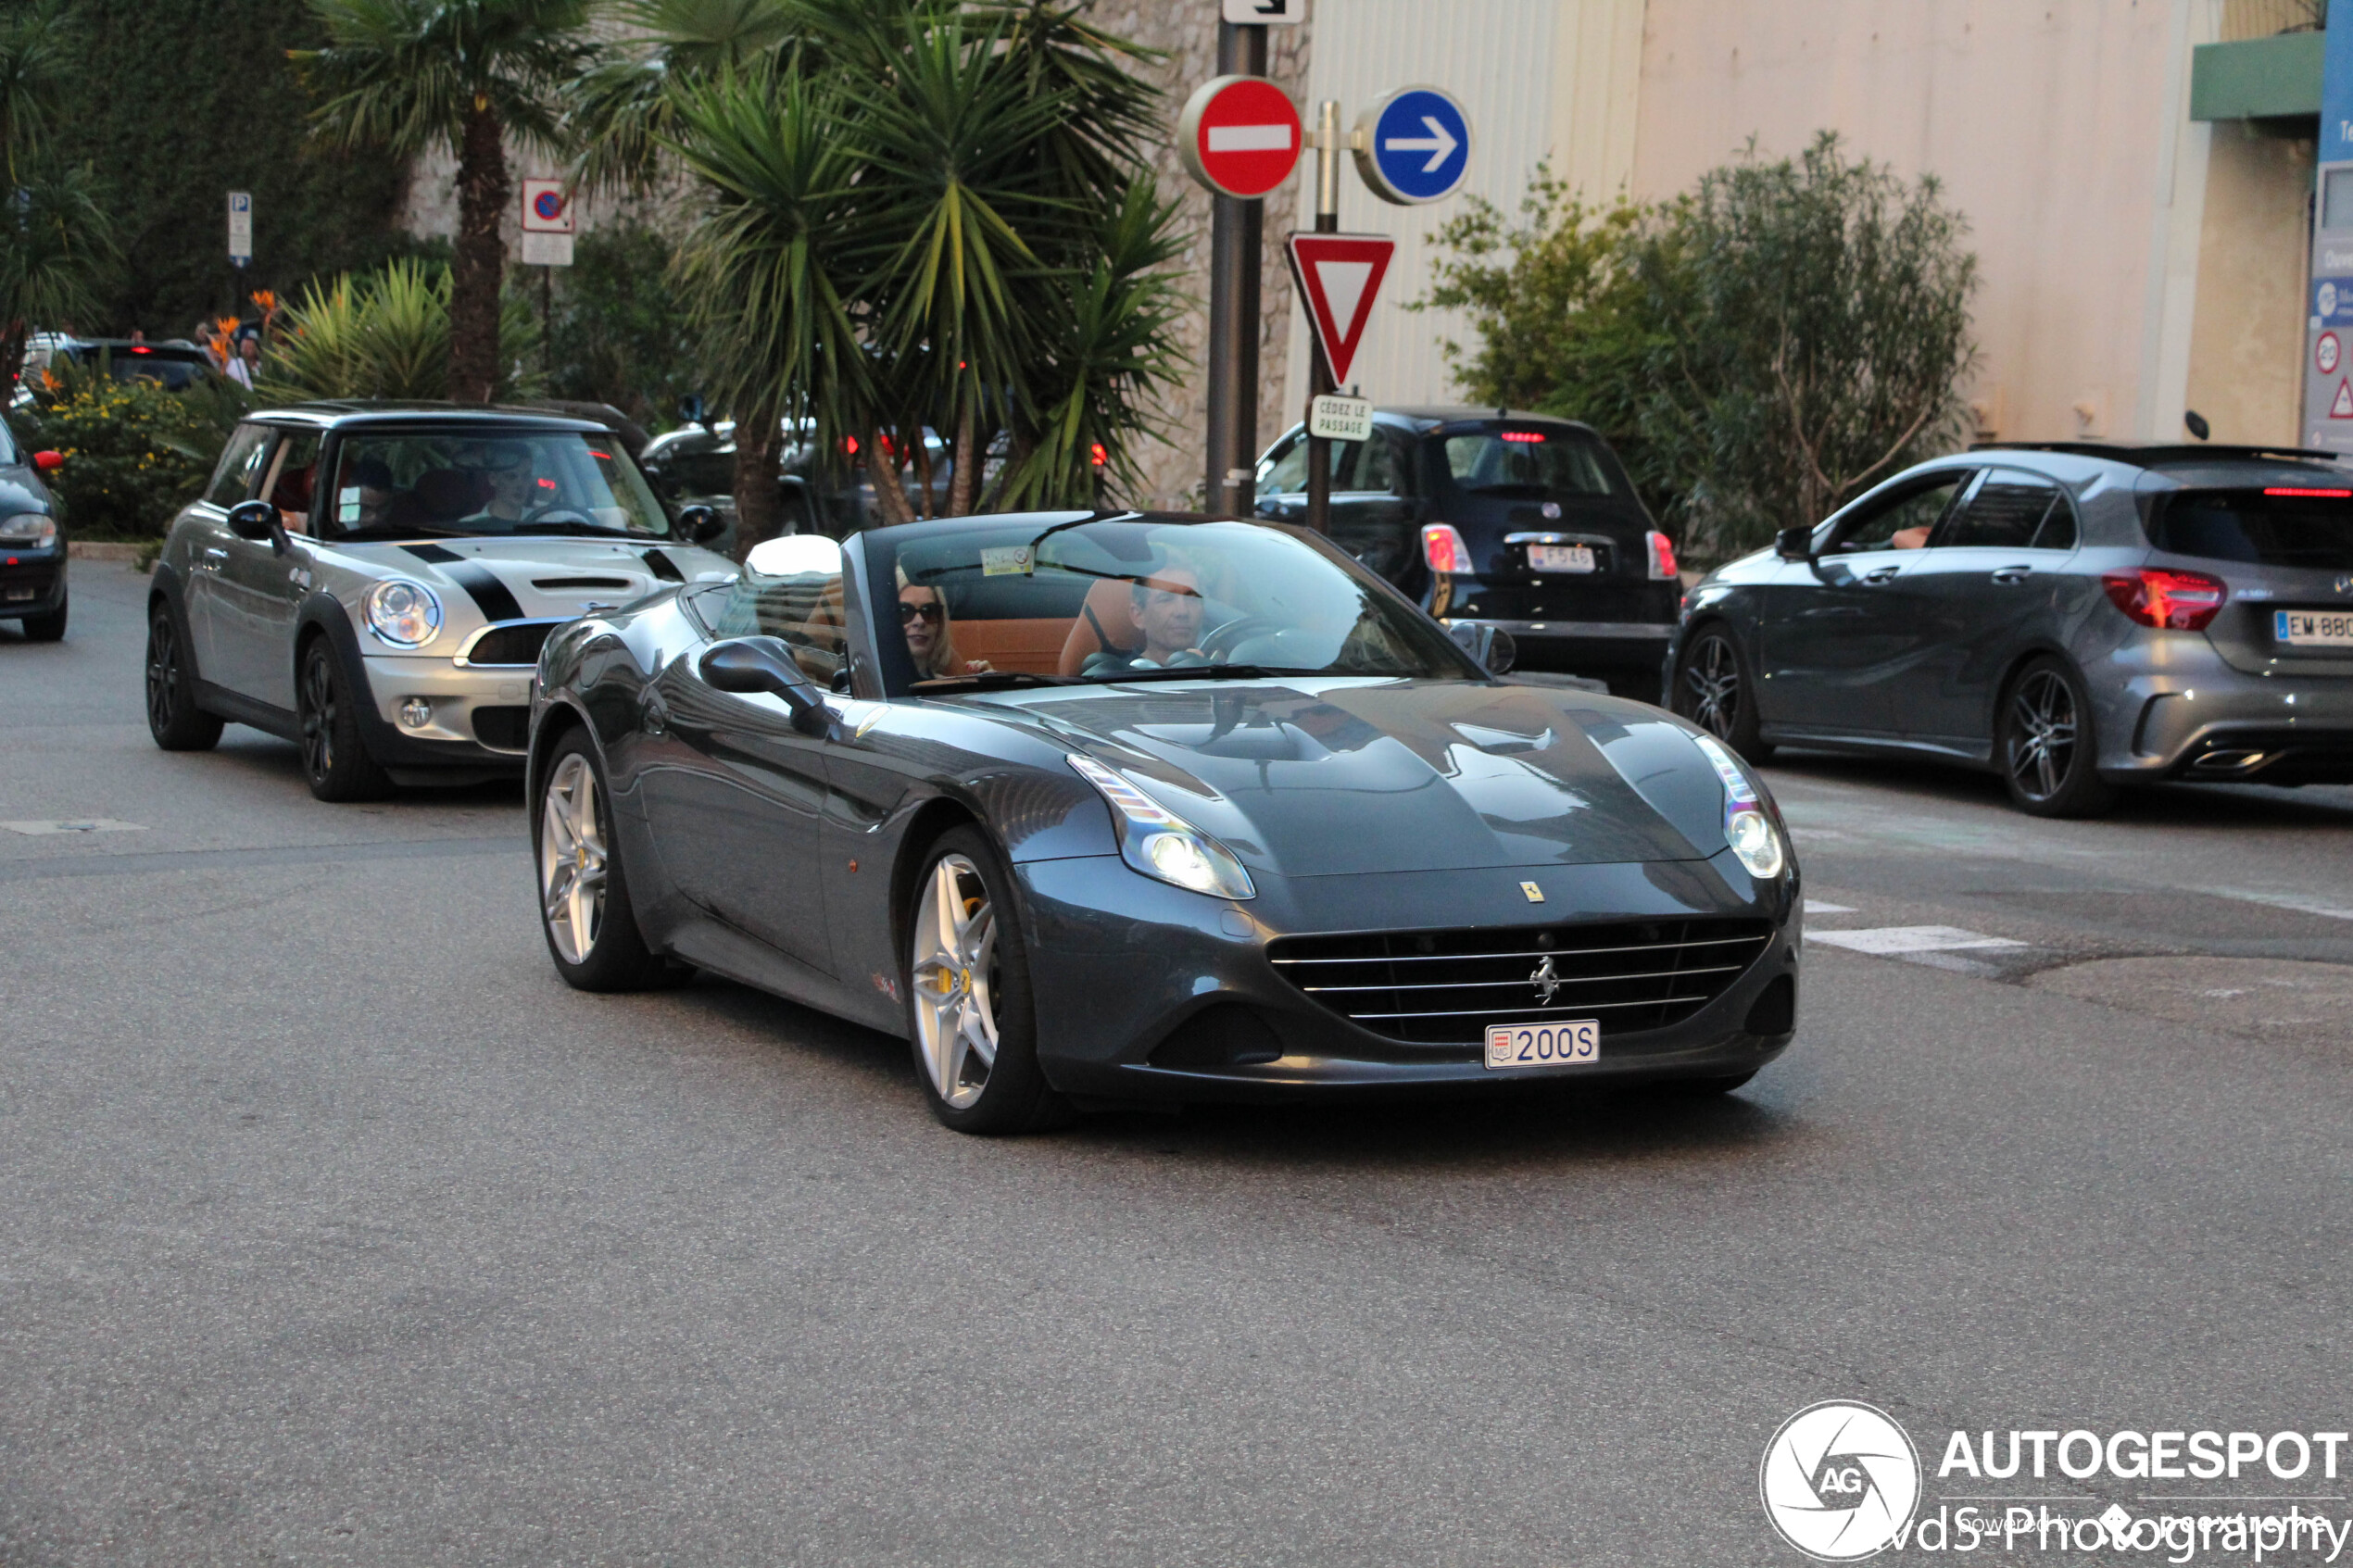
[1645,530,1679,581]
[2101,568,2227,631]
[1422,522,1473,574]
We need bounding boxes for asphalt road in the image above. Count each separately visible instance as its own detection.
[6,564,2352,1566]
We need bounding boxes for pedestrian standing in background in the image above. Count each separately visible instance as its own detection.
[226,333,260,390]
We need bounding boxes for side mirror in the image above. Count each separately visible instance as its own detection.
[674,503,724,545]
[31,449,64,473]
[227,499,280,544]
[1774,525,1815,561]
[699,636,831,734]
[1447,621,1516,675]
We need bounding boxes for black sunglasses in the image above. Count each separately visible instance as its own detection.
[898,600,944,625]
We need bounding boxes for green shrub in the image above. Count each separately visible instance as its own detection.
[263,257,541,402]
[20,367,235,539]
[541,224,700,428]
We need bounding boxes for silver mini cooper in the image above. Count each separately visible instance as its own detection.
[1664,442,2353,815]
[145,404,738,799]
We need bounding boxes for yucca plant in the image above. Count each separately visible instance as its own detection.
[264,257,538,402]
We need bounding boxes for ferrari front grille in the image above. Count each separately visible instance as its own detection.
[1268,917,1773,1045]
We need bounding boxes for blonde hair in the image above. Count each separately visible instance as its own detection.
[895,564,964,677]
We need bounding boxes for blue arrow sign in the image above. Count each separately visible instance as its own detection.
[1358,86,1471,206]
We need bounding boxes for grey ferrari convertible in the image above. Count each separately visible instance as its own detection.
[530,510,1801,1133]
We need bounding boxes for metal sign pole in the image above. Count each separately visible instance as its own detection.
[1202,19,1267,516]
[1303,99,1341,535]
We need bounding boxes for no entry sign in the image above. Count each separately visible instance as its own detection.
[1287,232,1395,386]
[1177,76,1302,199]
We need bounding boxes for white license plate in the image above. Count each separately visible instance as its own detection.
[1484,1019,1600,1070]
[2,586,31,601]
[1528,544,1595,574]
[2275,609,2353,647]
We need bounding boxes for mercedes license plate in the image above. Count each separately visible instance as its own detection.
[2274,609,2353,647]
[1484,1019,1600,1070]
[1529,544,1595,574]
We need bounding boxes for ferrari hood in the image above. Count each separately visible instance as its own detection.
[1003,678,1731,876]
[330,535,734,624]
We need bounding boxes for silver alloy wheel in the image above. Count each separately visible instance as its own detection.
[539,753,609,965]
[1683,633,1740,739]
[910,853,999,1110]
[2006,669,2076,800]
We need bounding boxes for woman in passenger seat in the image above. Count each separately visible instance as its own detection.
[898,570,991,678]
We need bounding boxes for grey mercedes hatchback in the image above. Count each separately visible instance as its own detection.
[1662,441,2353,815]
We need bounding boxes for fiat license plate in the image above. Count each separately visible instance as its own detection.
[1528,544,1595,574]
[1485,1019,1600,1070]
[2275,609,2353,647]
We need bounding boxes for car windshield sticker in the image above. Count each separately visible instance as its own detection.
[981,545,1036,577]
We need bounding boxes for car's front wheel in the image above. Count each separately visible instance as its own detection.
[1997,656,2117,818]
[296,637,393,802]
[1673,624,1772,763]
[145,603,222,751]
[19,591,65,642]
[903,826,1066,1134]
[535,735,678,991]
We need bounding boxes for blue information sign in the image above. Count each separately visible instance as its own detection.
[1353,86,1471,206]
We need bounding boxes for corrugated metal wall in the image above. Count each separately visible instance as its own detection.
[1278,0,1566,434]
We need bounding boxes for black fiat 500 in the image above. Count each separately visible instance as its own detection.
[1253,408,1680,695]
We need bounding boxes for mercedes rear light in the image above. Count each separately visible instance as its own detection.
[1422,523,1473,574]
[1645,530,1679,581]
[2101,568,2227,631]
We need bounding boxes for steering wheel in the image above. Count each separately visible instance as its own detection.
[1201,614,1282,661]
[520,503,599,528]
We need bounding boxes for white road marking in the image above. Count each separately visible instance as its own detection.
[2,819,145,835]
[1805,900,1856,915]
[1807,925,2026,956]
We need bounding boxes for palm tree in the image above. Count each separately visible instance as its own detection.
[0,2,113,387]
[295,0,597,403]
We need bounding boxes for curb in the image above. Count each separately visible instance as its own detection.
[67,541,150,568]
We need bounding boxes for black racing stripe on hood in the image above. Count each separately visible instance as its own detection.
[402,543,463,563]
[641,547,684,583]
[440,561,525,623]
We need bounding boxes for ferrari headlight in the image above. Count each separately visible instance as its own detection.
[0,511,56,547]
[1691,733,1788,881]
[364,579,443,647]
[1069,755,1255,901]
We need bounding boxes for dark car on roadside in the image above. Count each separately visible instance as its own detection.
[1665,441,2353,817]
[1252,408,1681,696]
[22,335,219,395]
[0,417,70,641]
[638,417,961,546]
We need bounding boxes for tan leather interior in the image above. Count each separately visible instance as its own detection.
[1053,578,1143,674]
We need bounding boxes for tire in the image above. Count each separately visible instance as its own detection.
[19,591,65,642]
[296,636,394,802]
[902,825,1068,1135]
[535,735,677,992]
[145,602,222,751]
[1672,623,1773,763]
[1997,656,2117,818]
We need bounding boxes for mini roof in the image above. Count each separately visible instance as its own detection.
[248,401,608,433]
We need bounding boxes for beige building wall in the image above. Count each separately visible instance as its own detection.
[2183,122,2313,445]
[1631,0,2198,445]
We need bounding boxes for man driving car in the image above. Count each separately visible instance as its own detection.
[1080,564,1209,676]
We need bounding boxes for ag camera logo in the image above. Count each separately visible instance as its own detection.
[1761,1400,1922,1561]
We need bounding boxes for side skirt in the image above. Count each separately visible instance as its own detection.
[194,679,298,743]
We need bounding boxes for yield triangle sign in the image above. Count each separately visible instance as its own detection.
[2332,378,2353,419]
[1287,232,1396,386]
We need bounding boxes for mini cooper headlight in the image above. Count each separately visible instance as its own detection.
[0,511,56,547]
[1069,754,1255,901]
[1691,733,1788,881]
[364,579,443,647]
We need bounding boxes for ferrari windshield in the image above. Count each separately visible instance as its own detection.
[881,517,1475,692]
[320,428,670,541]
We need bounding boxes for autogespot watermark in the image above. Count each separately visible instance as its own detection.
[1761,1401,2353,1562]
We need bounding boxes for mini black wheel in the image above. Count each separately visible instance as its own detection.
[902,825,1068,1135]
[145,602,222,751]
[1673,624,1772,763]
[19,592,65,643]
[296,637,394,802]
[535,734,677,991]
[1997,656,2116,818]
